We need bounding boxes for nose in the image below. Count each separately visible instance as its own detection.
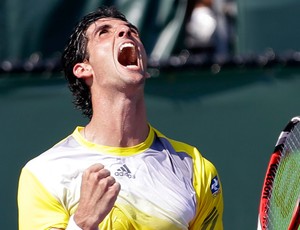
[117,26,131,38]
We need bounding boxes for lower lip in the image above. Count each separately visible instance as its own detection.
[123,64,140,71]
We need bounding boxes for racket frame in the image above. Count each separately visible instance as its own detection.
[257,116,300,230]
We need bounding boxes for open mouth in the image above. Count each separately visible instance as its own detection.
[118,43,138,67]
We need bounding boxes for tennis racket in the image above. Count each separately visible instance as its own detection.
[257,116,300,230]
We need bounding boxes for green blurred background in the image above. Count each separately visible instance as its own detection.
[1,0,300,229]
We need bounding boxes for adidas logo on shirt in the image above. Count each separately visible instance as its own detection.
[114,164,135,179]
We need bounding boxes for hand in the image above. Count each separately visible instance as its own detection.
[73,163,121,230]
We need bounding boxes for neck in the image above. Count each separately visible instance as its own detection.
[83,91,149,147]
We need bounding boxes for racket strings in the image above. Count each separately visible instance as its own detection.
[268,122,300,230]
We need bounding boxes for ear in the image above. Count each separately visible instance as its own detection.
[73,63,93,79]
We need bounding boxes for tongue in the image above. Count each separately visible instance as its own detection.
[118,47,137,66]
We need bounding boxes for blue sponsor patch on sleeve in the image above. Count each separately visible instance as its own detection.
[210,176,220,196]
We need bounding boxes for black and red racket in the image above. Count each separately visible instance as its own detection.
[257,116,300,230]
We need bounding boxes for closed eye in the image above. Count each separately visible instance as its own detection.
[129,26,139,37]
[99,29,108,35]
[95,25,112,37]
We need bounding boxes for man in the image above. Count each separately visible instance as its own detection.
[18,6,223,230]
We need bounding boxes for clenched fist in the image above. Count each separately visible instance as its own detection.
[74,163,121,230]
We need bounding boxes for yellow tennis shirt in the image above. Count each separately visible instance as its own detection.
[18,125,223,229]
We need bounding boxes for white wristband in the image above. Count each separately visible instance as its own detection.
[65,215,83,230]
[66,214,100,230]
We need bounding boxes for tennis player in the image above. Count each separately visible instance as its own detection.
[18,6,223,230]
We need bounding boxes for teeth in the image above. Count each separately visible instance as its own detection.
[120,43,134,51]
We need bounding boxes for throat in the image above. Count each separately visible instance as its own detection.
[85,107,149,147]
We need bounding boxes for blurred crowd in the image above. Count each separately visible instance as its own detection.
[184,0,237,57]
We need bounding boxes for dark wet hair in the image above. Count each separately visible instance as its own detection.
[61,6,129,119]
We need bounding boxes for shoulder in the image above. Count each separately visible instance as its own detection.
[22,129,89,190]
[24,127,86,170]
[19,130,88,203]
[150,126,223,203]
[25,135,72,170]
[151,126,203,159]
